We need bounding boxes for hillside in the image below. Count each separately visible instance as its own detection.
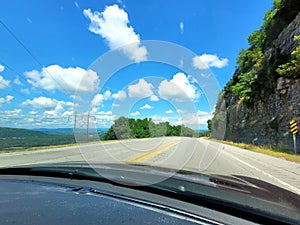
[0,127,49,138]
[211,0,300,151]
[0,127,76,150]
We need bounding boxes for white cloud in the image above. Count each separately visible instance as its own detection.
[103,90,112,99]
[0,75,10,89]
[14,76,23,85]
[29,111,38,115]
[176,109,187,114]
[130,111,140,116]
[0,64,4,72]
[44,104,64,118]
[97,110,112,116]
[21,89,30,94]
[128,79,153,98]
[140,103,152,110]
[158,72,199,102]
[0,95,14,104]
[83,5,147,62]
[179,111,212,126]
[91,94,104,107]
[2,109,22,118]
[94,110,115,127]
[151,115,168,124]
[150,95,159,102]
[5,95,13,102]
[112,90,127,101]
[112,103,120,107]
[24,65,100,94]
[165,109,173,114]
[179,21,184,34]
[22,96,74,110]
[193,54,229,69]
[91,91,112,107]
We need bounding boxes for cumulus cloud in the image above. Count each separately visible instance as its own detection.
[112,90,127,101]
[94,110,115,127]
[0,75,10,89]
[2,109,22,118]
[179,110,212,126]
[128,79,153,98]
[130,111,140,116]
[0,64,4,72]
[44,104,65,118]
[193,54,228,69]
[0,95,14,104]
[22,96,74,110]
[158,72,199,102]
[165,109,173,114]
[140,103,152,110]
[91,90,112,107]
[14,76,23,85]
[150,95,159,102]
[176,109,187,114]
[83,5,147,62]
[24,65,100,94]
[151,115,168,124]
[21,89,30,94]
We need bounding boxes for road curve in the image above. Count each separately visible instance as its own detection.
[0,137,299,194]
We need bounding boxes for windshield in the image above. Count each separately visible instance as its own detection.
[0,0,299,219]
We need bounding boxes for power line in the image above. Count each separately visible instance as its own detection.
[0,59,53,100]
[0,19,70,94]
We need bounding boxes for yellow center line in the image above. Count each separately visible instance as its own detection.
[124,141,180,163]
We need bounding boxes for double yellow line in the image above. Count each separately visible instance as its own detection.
[125,141,180,163]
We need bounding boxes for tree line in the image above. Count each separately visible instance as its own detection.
[102,117,202,140]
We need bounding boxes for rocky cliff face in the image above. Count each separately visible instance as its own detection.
[212,11,300,151]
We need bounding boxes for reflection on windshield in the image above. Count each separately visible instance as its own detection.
[0,0,299,213]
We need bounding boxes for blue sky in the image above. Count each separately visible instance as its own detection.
[0,0,273,129]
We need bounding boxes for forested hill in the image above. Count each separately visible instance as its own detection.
[0,127,48,138]
[212,0,300,151]
[0,127,76,150]
[103,117,199,140]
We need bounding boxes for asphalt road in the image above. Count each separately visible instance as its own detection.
[0,137,300,194]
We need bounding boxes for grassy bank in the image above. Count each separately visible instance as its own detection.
[217,139,300,163]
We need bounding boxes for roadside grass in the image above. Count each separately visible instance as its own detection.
[217,139,300,163]
[0,139,121,154]
[0,143,78,153]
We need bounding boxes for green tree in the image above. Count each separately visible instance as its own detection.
[276,35,300,77]
[207,119,212,132]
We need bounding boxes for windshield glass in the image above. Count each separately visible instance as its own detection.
[0,0,299,216]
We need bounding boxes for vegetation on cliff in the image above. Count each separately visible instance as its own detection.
[223,0,300,108]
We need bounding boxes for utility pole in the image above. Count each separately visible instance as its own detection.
[86,112,96,142]
[73,111,77,131]
[68,111,77,134]
[86,112,90,142]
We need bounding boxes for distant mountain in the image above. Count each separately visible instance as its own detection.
[32,128,74,135]
[0,127,49,138]
[0,127,76,150]
[32,128,108,135]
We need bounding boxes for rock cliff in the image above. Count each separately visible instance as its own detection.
[212,0,300,152]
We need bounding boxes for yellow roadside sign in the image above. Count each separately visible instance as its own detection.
[290,120,298,134]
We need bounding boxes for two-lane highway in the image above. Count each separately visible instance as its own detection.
[0,137,299,194]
